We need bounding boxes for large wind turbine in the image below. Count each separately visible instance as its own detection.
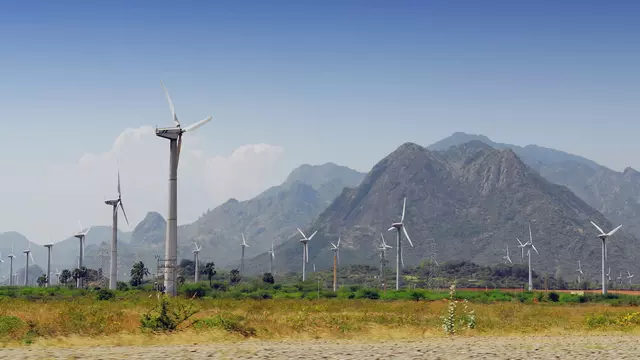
[23,242,35,286]
[240,233,249,278]
[379,233,392,290]
[267,240,275,274]
[297,228,318,281]
[590,221,622,295]
[517,224,539,291]
[7,246,15,286]
[388,197,414,290]
[330,237,341,292]
[503,245,513,265]
[156,80,212,296]
[74,222,91,289]
[43,237,58,287]
[627,270,635,287]
[193,242,202,283]
[105,170,130,290]
[576,260,584,283]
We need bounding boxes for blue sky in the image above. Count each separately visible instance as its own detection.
[1,1,639,242]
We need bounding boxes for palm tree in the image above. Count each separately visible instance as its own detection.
[130,261,150,287]
[204,262,216,287]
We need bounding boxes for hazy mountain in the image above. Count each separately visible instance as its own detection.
[429,132,640,240]
[248,141,638,280]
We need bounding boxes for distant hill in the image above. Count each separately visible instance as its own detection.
[429,132,640,240]
[248,141,638,280]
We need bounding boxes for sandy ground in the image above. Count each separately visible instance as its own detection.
[0,335,639,359]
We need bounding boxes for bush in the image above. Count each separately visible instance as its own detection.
[321,291,337,298]
[0,316,25,340]
[116,282,129,291]
[140,296,199,332]
[357,289,380,300]
[547,292,560,302]
[410,291,425,301]
[211,281,228,292]
[262,273,275,284]
[181,283,208,298]
[95,289,115,301]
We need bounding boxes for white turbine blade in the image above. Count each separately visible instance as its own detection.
[305,244,309,263]
[380,233,386,246]
[508,257,513,265]
[242,233,246,246]
[77,220,83,232]
[401,197,407,223]
[608,224,623,236]
[517,238,524,247]
[308,230,318,240]
[29,252,35,263]
[297,228,307,239]
[183,116,212,132]
[330,243,336,249]
[337,250,340,265]
[271,251,275,260]
[117,169,121,197]
[531,244,539,254]
[529,224,533,243]
[337,236,341,247]
[590,221,605,234]
[119,201,130,226]
[402,226,414,247]
[401,250,405,267]
[160,80,180,126]
[387,227,395,232]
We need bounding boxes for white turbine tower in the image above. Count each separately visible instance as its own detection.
[7,246,15,286]
[267,240,276,274]
[55,268,61,285]
[193,242,202,283]
[607,266,611,282]
[503,245,513,265]
[516,224,538,291]
[23,242,35,286]
[156,80,212,297]
[297,228,318,281]
[379,233,392,290]
[330,237,341,292]
[388,197,414,290]
[590,221,622,295]
[74,221,91,289]
[43,237,58,287]
[240,233,250,278]
[105,170,130,290]
[576,260,584,284]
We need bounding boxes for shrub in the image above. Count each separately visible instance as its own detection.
[95,289,115,301]
[547,292,560,302]
[193,314,256,337]
[321,291,337,298]
[140,296,199,332]
[181,283,208,298]
[0,316,25,340]
[211,281,228,292]
[410,291,425,301]
[116,282,129,291]
[357,289,380,300]
[262,273,275,284]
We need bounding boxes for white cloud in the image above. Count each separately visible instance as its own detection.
[8,126,285,243]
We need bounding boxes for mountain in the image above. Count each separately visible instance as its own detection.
[123,163,365,269]
[248,141,638,280]
[429,132,640,240]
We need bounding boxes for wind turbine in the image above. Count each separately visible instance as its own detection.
[240,233,250,278]
[0,252,3,280]
[297,228,318,281]
[74,221,91,289]
[516,224,539,291]
[7,246,15,286]
[330,237,341,292]
[43,237,58,287]
[576,260,584,284]
[627,270,635,287]
[105,169,130,290]
[379,233,392,290]
[55,268,61,285]
[193,242,202,283]
[503,245,513,265]
[388,197,414,290]
[23,242,35,286]
[590,221,622,295]
[156,80,212,296]
[267,240,275,274]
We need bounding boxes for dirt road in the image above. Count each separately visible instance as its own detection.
[1,335,638,359]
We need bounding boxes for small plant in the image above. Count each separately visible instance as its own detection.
[462,299,476,329]
[140,296,199,332]
[116,281,129,291]
[548,291,560,302]
[262,272,275,284]
[441,283,457,335]
[95,289,115,301]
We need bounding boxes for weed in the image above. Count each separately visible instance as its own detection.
[140,296,199,332]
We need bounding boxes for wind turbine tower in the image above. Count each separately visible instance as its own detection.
[155,81,213,296]
[330,237,341,292]
[23,243,34,286]
[516,224,539,291]
[379,233,392,290]
[267,241,275,274]
[74,222,91,289]
[7,246,15,286]
[387,197,414,290]
[590,221,622,295]
[240,233,249,278]
[297,228,318,281]
[193,242,202,282]
[43,238,57,287]
[576,260,584,284]
[105,170,130,290]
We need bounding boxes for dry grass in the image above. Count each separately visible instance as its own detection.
[0,295,639,347]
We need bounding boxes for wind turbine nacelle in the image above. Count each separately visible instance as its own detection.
[155,127,182,140]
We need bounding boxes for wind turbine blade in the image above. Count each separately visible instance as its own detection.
[590,221,605,234]
[119,201,130,226]
[508,257,513,265]
[242,233,246,245]
[401,250,405,268]
[183,116,212,132]
[529,224,533,243]
[402,226,414,247]
[337,236,341,247]
[608,224,623,236]
[117,169,121,197]
[531,244,538,254]
[297,228,307,239]
[387,227,395,232]
[305,244,309,263]
[29,252,35,263]
[77,220,83,232]
[517,238,524,247]
[401,197,407,223]
[176,136,183,167]
[337,250,340,265]
[308,230,318,240]
[160,80,180,127]
[380,233,386,246]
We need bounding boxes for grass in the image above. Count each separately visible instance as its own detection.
[0,286,640,347]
